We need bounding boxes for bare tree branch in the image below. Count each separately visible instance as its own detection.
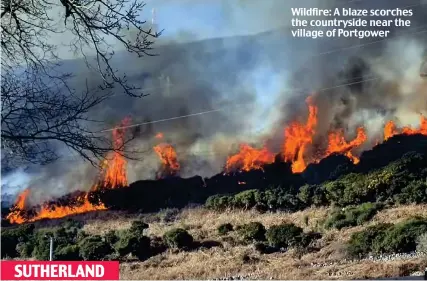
[1,0,157,167]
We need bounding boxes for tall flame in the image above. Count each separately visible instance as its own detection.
[325,127,367,164]
[384,120,398,141]
[153,143,180,177]
[225,144,275,173]
[100,117,130,188]
[6,189,30,224]
[282,96,318,173]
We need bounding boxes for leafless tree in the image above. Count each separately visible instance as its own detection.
[1,0,161,167]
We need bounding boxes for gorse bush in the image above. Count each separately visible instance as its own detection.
[237,222,266,242]
[217,223,233,236]
[416,233,427,254]
[347,218,427,257]
[325,203,383,229]
[114,230,151,260]
[163,228,193,249]
[79,235,113,261]
[265,223,303,248]
[1,224,35,258]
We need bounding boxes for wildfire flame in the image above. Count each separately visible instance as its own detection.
[282,96,318,173]
[6,119,131,224]
[6,189,30,224]
[153,143,180,177]
[100,117,130,188]
[155,132,164,139]
[325,127,367,164]
[225,144,275,172]
[384,115,427,140]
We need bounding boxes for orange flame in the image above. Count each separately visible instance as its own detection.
[6,189,30,224]
[325,127,367,164]
[384,120,398,141]
[384,115,427,140]
[153,143,180,176]
[282,96,318,173]
[401,115,427,136]
[6,118,132,224]
[100,118,130,188]
[155,132,164,139]
[225,144,275,173]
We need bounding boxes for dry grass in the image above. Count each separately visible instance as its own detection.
[81,204,427,280]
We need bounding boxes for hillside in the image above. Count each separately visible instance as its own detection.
[2,133,427,280]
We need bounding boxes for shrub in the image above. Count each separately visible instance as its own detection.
[114,230,151,259]
[347,223,392,257]
[129,220,149,235]
[325,203,382,229]
[381,218,427,254]
[347,218,427,257]
[55,245,81,260]
[416,233,427,254]
[104,230,119,245]
[163,228,193,249]
[1,224,35,258]
[79,235,113,261]
[265,223,304,248]
[16,242,34,258]
[205,194,233,210]
[217,223,233,236]
[237,222,266,242]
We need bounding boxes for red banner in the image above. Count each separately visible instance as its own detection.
[0,261,120,280]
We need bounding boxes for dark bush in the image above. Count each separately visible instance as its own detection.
[163,228,193,249]
[217,223,233,236]
[348,223,392,257]
[79,235,113,261]
[265,223,304,248]
[129,220,149,235]
[381,218,427,254]
[55,245,81,260]
[1,224,35,258]
[114,230,151,259]
[16,242,34,258]
[104,230,119,245]
[205,194,233,210]
[348,218,427,257]
[237,222,266,242]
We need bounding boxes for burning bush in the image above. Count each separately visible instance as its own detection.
[163,228,194,249]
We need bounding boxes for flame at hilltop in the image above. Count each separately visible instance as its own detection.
[326,127,367,164]
[6,119,131,224]
[6,95,427,225]
[282,96,318,173]
[225,144,275,172]
[383,115,427,141]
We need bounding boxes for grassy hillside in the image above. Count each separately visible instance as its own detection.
[2,135,427,279]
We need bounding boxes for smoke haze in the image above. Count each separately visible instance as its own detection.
[2,0,427,205]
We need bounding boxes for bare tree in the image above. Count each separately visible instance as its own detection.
[1,0,161,167]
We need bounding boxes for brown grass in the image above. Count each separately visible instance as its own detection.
[80,204,427,280]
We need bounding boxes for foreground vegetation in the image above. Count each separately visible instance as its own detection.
[2,140,427,279]
[2,204,427,279]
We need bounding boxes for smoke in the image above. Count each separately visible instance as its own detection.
[2,0,427,204]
